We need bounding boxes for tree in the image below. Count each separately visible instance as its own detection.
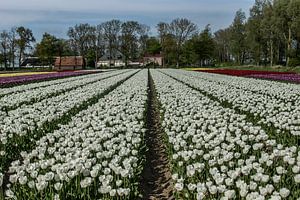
[229,9,247,65]
[0,54,4,67]
[247,0,267,66]
[272,0,300,66]
[214,28,232,64]
[93,25,105,68]
[182,37,197,66]
[56,39,71,69]
[0,31,11,70]
[67,23,96,68]
[138,24,150,56]
[146,37,162,55]
[157,22,170,66]
[169,18,197,67]
[36,33,60,66]
[261,1,280,66]
[120,21,142,67]
[287,0,300,66]
[16,27,35,66]
[101,20,122,66]
[193,25,215,66]
[9,28,17,69]
[213,0,300,67]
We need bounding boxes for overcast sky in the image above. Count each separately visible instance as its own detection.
[0,0,254,40]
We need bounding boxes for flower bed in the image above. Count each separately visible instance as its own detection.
[165,69,300,139]
[195,69,295,76]
[0,71,97,87]
[248,73,300,83]
[0,70,113,96]
[5,70,148,199]
[0,70,138,183]
[194,68,300,84]
[0,70,130,111]
[152,69,300,199]
[1,68,299,199]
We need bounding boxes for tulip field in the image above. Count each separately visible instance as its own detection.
[0,70,101,86]
[193,69,300,83]
[0,69,299,200]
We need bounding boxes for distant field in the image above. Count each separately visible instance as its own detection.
[184,66,300,83]
[183,66,300,73]
[0,70,106,87]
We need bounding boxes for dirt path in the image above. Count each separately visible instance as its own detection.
[140,70,174,200]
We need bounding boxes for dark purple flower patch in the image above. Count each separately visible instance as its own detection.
[0,71,94,87]
[248,73,300,83]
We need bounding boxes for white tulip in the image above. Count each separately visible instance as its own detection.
[279,188,290,198]
[294,174,300,183]
[175,182,184,191]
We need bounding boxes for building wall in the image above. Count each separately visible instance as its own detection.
[53,65,83,71]
[144,57,163,66]
[54,56,84,71]
[97,60,125,68]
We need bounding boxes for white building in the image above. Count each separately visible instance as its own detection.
[97,51,125,68]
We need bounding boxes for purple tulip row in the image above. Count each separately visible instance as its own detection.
[248,73,300,83]
[0,71,95,86]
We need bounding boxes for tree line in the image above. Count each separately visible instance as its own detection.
[215,0,300,67]
[1,0,300,69]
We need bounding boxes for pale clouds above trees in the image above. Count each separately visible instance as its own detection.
[0,0,254,40]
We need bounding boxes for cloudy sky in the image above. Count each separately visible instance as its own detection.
[0,0,254,40]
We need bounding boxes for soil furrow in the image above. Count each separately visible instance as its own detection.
[140,70,174,200]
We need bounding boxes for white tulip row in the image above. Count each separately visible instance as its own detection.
[0,70,131,111]
[0,72,105,97]
[0,70,138,168]
[151,69,300,200]
[4,69,148,199]
[161,69,300,137]
[180,70,300,102]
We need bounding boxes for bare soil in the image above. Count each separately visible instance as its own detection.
[139,70,174,200]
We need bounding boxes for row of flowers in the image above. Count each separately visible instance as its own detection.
[186,69,300,102]
[195,69,295,76]
[151,69,300,200]
[164,69,300,139]
[0,70,97,87]
[0,70,138,177]
[0,71,103,97]
[247,74,300,84]
[194,68,300,84]
[3,70,148,199]
[0,70,131,111]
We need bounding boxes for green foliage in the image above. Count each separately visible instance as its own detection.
[229,9,247,65]
[214,28,231,63]
[181,37,197,66]
[35,33,60,65]
[120,21,141,66]
[288,58,300,67]
[214,0,300,67]
[193,25,215,66]
[0,31,10,69]
[67,23,96,68]
[16,26,35,65]
[246,0,266,65]
[145,37,161,55]
[155,19,197,67]
[0,53,3,64]
[86,49,96,67]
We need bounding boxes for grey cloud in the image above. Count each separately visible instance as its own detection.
[0,0,254,40]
